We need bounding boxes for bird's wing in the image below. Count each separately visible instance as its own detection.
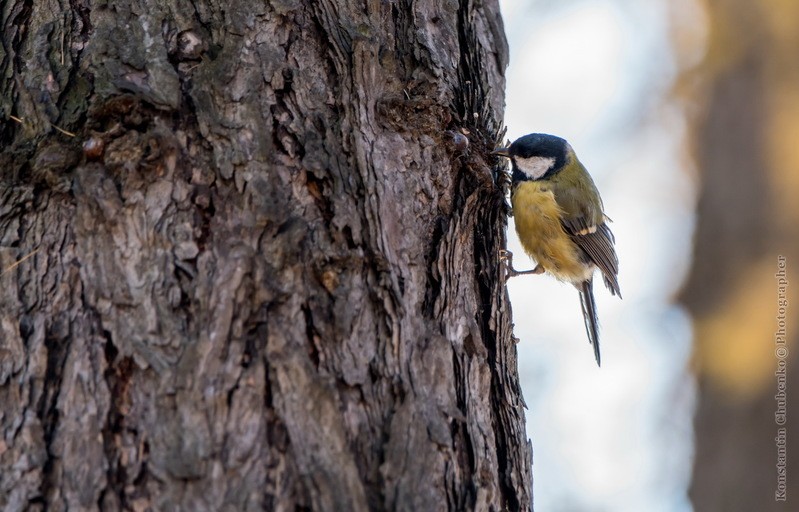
[551,160,621,296]
[561,215,621,297]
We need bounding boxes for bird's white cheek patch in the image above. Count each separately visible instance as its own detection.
[514,156,555,180]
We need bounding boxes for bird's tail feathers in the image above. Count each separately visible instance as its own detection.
[578,279,601,366]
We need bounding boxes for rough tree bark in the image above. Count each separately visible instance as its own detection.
[0,0,531,510]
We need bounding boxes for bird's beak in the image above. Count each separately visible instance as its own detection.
[492,147,511,158]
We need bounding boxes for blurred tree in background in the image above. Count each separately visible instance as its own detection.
[677,0,799,509]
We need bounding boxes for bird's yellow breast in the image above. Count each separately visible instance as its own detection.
[511,181,593,283]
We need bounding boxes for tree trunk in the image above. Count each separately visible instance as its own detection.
[0,1,531,510]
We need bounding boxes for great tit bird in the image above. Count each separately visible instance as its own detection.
[494,133,620,366]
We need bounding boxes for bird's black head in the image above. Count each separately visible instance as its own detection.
[495,133,570,183]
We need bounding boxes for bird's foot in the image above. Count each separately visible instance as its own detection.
[500,250,544,279]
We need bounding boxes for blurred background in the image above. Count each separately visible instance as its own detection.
[497,0,798,510]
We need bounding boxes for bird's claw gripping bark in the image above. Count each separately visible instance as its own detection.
[499,250,544,279]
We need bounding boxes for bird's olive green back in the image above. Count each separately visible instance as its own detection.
[548,152,605,225]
